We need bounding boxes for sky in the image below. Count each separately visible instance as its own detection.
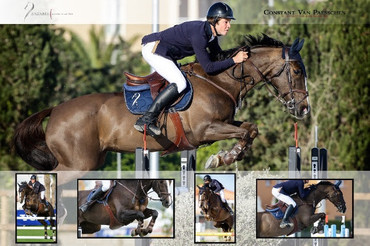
[196,174,235,191]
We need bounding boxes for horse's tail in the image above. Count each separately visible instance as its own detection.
[13,107,58,170]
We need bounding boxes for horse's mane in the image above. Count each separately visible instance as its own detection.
[210,34,284,61]
[316,181,333,186]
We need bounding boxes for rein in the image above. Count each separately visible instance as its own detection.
[184,68,237,108]
[184,45,309,116]
[116,180,171,204]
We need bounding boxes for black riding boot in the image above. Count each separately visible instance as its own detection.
[79,186,105,213]
[224,202,234,216]
[134,83,180,136]
[280,204,294,228]
[42,199,49,212]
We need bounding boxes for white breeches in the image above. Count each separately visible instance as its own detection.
[142,41,187,93]
[272,187,297,207]
[218,189,226,203]
[40,191,45,200]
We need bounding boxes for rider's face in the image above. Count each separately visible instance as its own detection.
[214,18,231,36]
[31,179,35,183]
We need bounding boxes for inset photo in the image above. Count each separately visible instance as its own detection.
[257,179,353,238]
[16,173,57,243]
[77,179,174,238]
[195,173,235,243]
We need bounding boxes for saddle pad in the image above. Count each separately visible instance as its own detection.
[266,207,285,219]
[266,206,298,220]
[123,81,193,115]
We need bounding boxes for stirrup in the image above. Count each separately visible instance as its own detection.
[134,115,161,136]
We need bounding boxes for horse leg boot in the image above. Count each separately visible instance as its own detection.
[134,83,181,136]
[205,123,258,168]
[79,186,105,213]
[280,205,294,228]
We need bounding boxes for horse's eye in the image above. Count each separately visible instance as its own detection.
[293,69,301,75]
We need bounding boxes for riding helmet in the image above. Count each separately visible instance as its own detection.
[203,175,212,182]
[206,2,235,21]
[30,175,37,180]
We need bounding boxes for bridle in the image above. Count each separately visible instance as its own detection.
[151,180,172,205]
[230,46,310,118]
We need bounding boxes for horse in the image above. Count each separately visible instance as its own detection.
[197,185,234,241]
[78,179,172,237]
[256,180,347,237]
[17,181,56,238]
[14,35,310,176]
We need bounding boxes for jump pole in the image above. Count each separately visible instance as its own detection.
[288,123,301,244]
[312,126,328,246]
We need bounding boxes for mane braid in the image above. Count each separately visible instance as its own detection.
[209,34,284,61]
[244,34,284,48]
[317,181,333,186]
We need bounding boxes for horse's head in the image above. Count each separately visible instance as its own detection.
[317,180,347,213]
[18,181,29,203]
[152,180,172,208]
[240,35,310,119]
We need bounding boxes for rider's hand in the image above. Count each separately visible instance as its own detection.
[233,51,248,64]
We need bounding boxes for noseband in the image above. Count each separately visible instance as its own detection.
[231,46,309,117]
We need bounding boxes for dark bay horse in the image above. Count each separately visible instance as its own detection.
[257,181,347,237]
[78,179,172,237]
[17,181,56,238]
[14,35,310,173]
[197,185,234,241]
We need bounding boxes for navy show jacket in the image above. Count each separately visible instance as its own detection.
[206,179,225,193]
[142,21,235,74]
[28,181,46,194]
[273,180,310,199]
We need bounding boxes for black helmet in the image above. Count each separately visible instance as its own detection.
[203,175,212,182]
[206,2,235,21]
[30,175,37,180]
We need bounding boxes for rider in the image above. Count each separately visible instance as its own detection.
[79,180,111,213]
[203,175,234,215]
[272,179,311,228]
[134,2,249,136]
[28,175,49,212]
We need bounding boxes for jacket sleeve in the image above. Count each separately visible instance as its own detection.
[191,36,234,74]
[212,180,223,193]
[297,180,310,198]
[33,182,40,193]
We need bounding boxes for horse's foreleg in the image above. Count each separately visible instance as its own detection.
[309,213,326,234]
[141,208,159,236]
[203,121,258,168]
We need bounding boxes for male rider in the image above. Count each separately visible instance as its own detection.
[203,175,234,215]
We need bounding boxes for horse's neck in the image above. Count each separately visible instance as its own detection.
[302,185,327,206]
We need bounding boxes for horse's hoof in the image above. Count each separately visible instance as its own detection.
[205,151,226,169]
[131,230,136,237]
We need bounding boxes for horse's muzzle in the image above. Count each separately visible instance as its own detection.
[338,203,347,213]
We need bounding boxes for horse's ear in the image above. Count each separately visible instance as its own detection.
[289,38,304,56]
[334,180,342,188]
[296,39,304,52]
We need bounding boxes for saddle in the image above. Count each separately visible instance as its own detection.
[125,71,167,99]
[265,200,299,236]
[123,71,195,155]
